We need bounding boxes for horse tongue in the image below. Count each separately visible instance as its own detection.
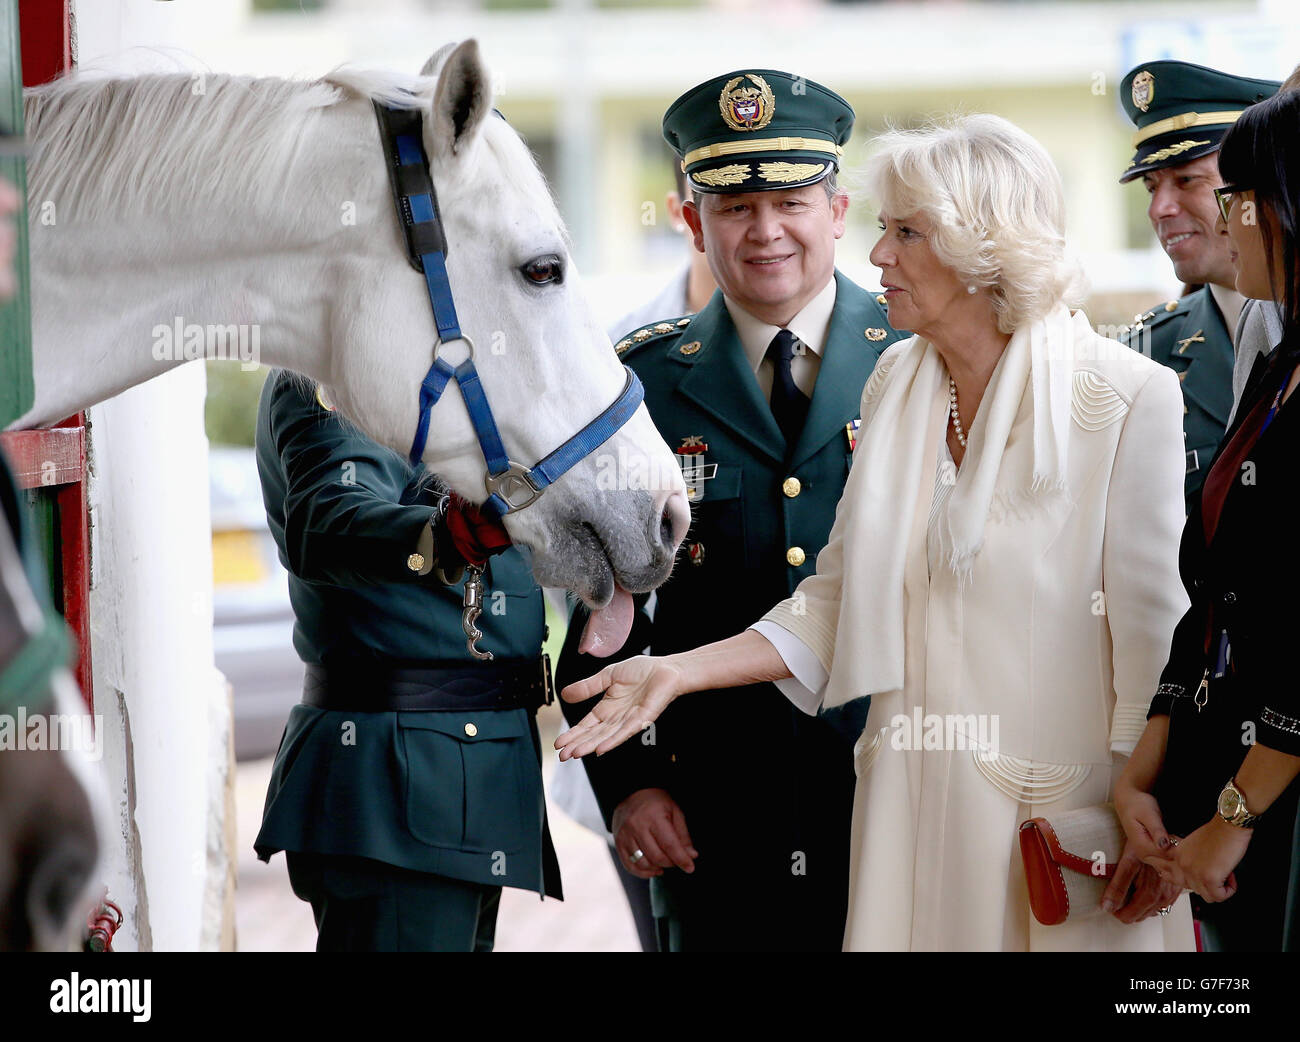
[577,585,634,658]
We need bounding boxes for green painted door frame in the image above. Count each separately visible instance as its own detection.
[0,0,31,427]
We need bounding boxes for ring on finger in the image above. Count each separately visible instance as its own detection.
[630,848,645,864]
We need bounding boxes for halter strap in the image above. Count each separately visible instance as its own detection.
[374,101,644,516]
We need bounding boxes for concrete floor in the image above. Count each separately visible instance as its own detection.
[233,700,641,952]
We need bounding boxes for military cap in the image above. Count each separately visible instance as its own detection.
[663,69,854,193]
[1118,60,1281,183]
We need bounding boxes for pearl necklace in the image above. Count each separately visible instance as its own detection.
[948,375,968,448]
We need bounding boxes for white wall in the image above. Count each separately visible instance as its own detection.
[86,366,230,951]
[75,0,235,953]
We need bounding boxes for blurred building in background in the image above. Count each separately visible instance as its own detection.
[154,0,1297,345]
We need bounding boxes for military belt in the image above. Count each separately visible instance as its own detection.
[301,656,553,713]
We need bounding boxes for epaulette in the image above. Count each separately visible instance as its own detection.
[613,315,693,359]
[1118,298,1185,341]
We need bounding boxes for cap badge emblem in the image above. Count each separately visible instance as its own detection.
[1132,70,1155,113]
[719,73,776,132]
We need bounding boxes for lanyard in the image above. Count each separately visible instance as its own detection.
[1261,362,1298,435]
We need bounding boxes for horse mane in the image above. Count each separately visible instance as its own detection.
[22,67,434,221]
[23,62,566,239]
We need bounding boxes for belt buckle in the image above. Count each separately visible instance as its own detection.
[1185,448,1199,474]
[541,653,554,707]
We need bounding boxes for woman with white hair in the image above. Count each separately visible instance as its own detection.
[557,115,1195,952]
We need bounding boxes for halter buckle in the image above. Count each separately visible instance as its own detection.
[486,462,545,512]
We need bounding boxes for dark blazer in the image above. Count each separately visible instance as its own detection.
[1148,344,1300,948]
[253,370,561,898]
[557,272,904,949]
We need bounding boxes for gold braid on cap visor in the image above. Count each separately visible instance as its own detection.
[682,135,843,168]
[1131,109,1243,147]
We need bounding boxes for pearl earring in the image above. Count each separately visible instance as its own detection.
[966,284,978,294]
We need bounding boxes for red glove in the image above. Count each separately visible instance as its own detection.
[443,496,512,567]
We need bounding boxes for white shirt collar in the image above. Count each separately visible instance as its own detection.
[724,277,838,375]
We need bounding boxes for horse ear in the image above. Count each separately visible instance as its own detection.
[428,39,492,161]
[420,43,457,78]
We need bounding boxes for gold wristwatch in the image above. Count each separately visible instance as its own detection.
[1217,778,1261,829]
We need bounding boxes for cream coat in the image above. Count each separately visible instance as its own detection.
[762,323,1198,951]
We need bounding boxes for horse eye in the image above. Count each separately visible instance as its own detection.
[521,256,563,285]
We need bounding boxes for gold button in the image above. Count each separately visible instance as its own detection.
[782,477,801,498]
[677,318,691,327]
[679,341,702,356]
[407,553,425,572]
[876,294,887,306]
[1165,300,1178,312]
[786,546,806,567]
[464,722,478,737]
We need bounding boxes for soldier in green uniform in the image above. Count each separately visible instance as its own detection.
[1118,60,1280,509]
[556,70,904,951]
[252,370,561,952]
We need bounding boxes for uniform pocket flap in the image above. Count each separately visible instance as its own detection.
[397,708,529,741]
[699,464,742,501]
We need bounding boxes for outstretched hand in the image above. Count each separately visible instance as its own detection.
[555,655,684,760]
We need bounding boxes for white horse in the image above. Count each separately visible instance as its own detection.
[18,38,689,638]
[5,39,689,948]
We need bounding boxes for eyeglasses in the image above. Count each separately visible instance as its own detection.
[1214,185,1249,224]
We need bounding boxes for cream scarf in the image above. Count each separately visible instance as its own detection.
[825,304,1080,706]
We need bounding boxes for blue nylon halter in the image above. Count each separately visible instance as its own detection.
[377,101,644,517]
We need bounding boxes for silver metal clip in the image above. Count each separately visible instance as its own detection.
[1194,668,1209,713]
[462,564,493,661]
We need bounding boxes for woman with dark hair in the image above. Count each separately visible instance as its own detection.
[1110,87,1300,951]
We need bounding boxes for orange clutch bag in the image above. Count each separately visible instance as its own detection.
[1018,804,1123,925]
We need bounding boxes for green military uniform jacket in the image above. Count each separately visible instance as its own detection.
[557,271,904,948]
[253,370,561,899]
[1120,286,1236,509]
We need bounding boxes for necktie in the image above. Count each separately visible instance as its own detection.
[766,328,810,450]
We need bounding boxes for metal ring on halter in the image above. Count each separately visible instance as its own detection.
[631,849,645,863]
[432,333,476,364]
[485,462,546,512]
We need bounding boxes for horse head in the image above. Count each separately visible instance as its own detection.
[323,41,690,652]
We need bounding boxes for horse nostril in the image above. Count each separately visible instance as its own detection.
[660,491,690,550]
